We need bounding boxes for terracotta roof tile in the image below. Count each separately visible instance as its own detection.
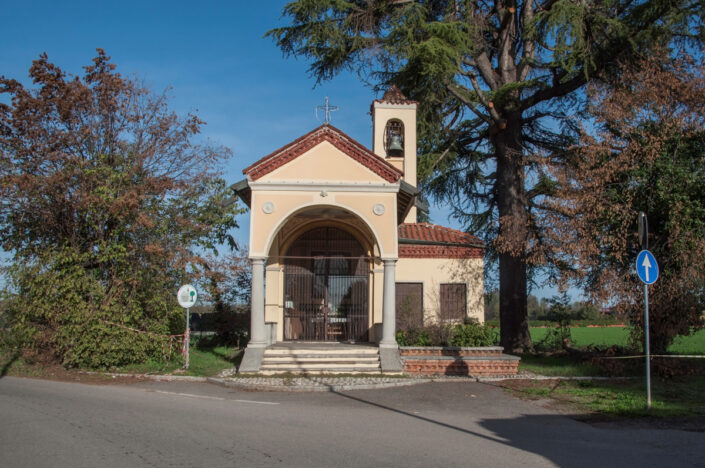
[398,223,484,246]
[242,124,403,183]
[373,85,418,105]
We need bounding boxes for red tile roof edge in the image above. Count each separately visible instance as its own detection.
[242,124,403,183]
[398,223,484,247]
[399,245,483,259]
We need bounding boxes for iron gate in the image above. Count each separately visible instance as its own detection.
[283,227,370,342]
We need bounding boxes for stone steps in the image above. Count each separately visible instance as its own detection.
[260,345,382,374]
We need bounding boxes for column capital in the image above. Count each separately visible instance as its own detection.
[249,256,267,264]
[381,257,398,265]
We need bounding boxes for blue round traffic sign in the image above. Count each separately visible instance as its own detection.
[636,250,659,285]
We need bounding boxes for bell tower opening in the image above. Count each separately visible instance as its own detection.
[384,119,404,157]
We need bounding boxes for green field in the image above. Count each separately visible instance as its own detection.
[529,326,705,354]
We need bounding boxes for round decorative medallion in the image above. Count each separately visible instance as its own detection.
[262,202,275,214]
[373,203,386,216]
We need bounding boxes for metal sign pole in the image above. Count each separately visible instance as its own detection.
[185,308,190,370]
[637,212,653,410]
[177,284,197,371]
[644,282,651,409]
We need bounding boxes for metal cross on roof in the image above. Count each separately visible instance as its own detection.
[315,96,339,124]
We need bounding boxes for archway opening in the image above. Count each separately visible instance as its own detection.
[283,226,369,342]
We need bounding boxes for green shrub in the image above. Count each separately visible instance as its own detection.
[396,319,497,347]
[449,320,498,347]
[5,248,185,369]
[396,329,433,346]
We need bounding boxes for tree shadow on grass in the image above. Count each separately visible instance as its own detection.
[1,350,20,378]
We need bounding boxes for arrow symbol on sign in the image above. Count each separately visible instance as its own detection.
[642,255,652,282]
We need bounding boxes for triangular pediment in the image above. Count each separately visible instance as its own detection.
[243,124,402,183]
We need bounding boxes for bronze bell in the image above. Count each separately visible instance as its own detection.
[387,133,404,156]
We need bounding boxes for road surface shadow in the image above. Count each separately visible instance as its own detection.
[330,388,703,467]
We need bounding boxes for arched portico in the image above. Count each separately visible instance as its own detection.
[262,205,387,343]
[241,203,400,371]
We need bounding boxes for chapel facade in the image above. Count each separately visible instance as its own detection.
[234,87,484,372]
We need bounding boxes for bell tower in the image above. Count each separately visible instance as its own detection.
[371,86,418,223]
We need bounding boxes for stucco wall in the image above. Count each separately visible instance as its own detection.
[264,141,383,183]
[249,190,398,258]
[247,141,402,259]
[396,257,484,323]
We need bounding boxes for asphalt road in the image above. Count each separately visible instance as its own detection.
[1,376,702,468]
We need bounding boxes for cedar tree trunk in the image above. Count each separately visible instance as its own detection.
[495,114,532,352]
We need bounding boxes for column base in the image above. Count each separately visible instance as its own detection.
[379,344,402,372]
[239,343,266,373]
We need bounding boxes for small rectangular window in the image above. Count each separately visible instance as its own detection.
[440,283,467,321]
[396,282,423,330]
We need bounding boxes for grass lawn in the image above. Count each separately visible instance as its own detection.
[529,326,705,354]
[530,326,631,348]
[517,354,607,377]
[118,338,241,377]
[502,376,705,420]
[521,327,705,376]
[0,338,242,379]
[514,326,705,424]
[669,330,705,354]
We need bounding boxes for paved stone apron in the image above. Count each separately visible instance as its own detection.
[100,370,614,392]
[206,369,532,392]
[211,375,432,392]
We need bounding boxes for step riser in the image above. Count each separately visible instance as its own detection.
[262,363,381,369]
[265,350,379,356]
[262,369,380,372]
[264,358,379,362]
[262,347,381,373]
[259,372,381,374]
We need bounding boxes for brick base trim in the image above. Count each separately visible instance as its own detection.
[400,347,520,376]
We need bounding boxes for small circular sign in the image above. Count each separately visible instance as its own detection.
[373,203,385,216]
[177,284,198,308]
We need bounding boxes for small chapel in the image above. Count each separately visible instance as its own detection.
[234,87,484,372]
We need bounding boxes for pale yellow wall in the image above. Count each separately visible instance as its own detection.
[372,104,418,187]
[249,190,398,258]
[262,142,384,183]
[396,257,484,323]
[372,103,418,224]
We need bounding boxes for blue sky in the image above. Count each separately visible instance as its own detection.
[2,1,569,299]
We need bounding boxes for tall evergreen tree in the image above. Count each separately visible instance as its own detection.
[267,0,704,351]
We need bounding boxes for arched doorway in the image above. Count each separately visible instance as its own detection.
[283,226,369,342]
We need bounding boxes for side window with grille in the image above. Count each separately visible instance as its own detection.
[440,283,467,321]
[396,283,423,330]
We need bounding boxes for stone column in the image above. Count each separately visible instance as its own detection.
[249,257,267,346]
[380,258,397,346]
[239,257,267,372]
[379,258,402,371]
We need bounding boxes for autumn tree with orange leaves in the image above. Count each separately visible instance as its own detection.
[548,50,705,353]
[0,51,243,368]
